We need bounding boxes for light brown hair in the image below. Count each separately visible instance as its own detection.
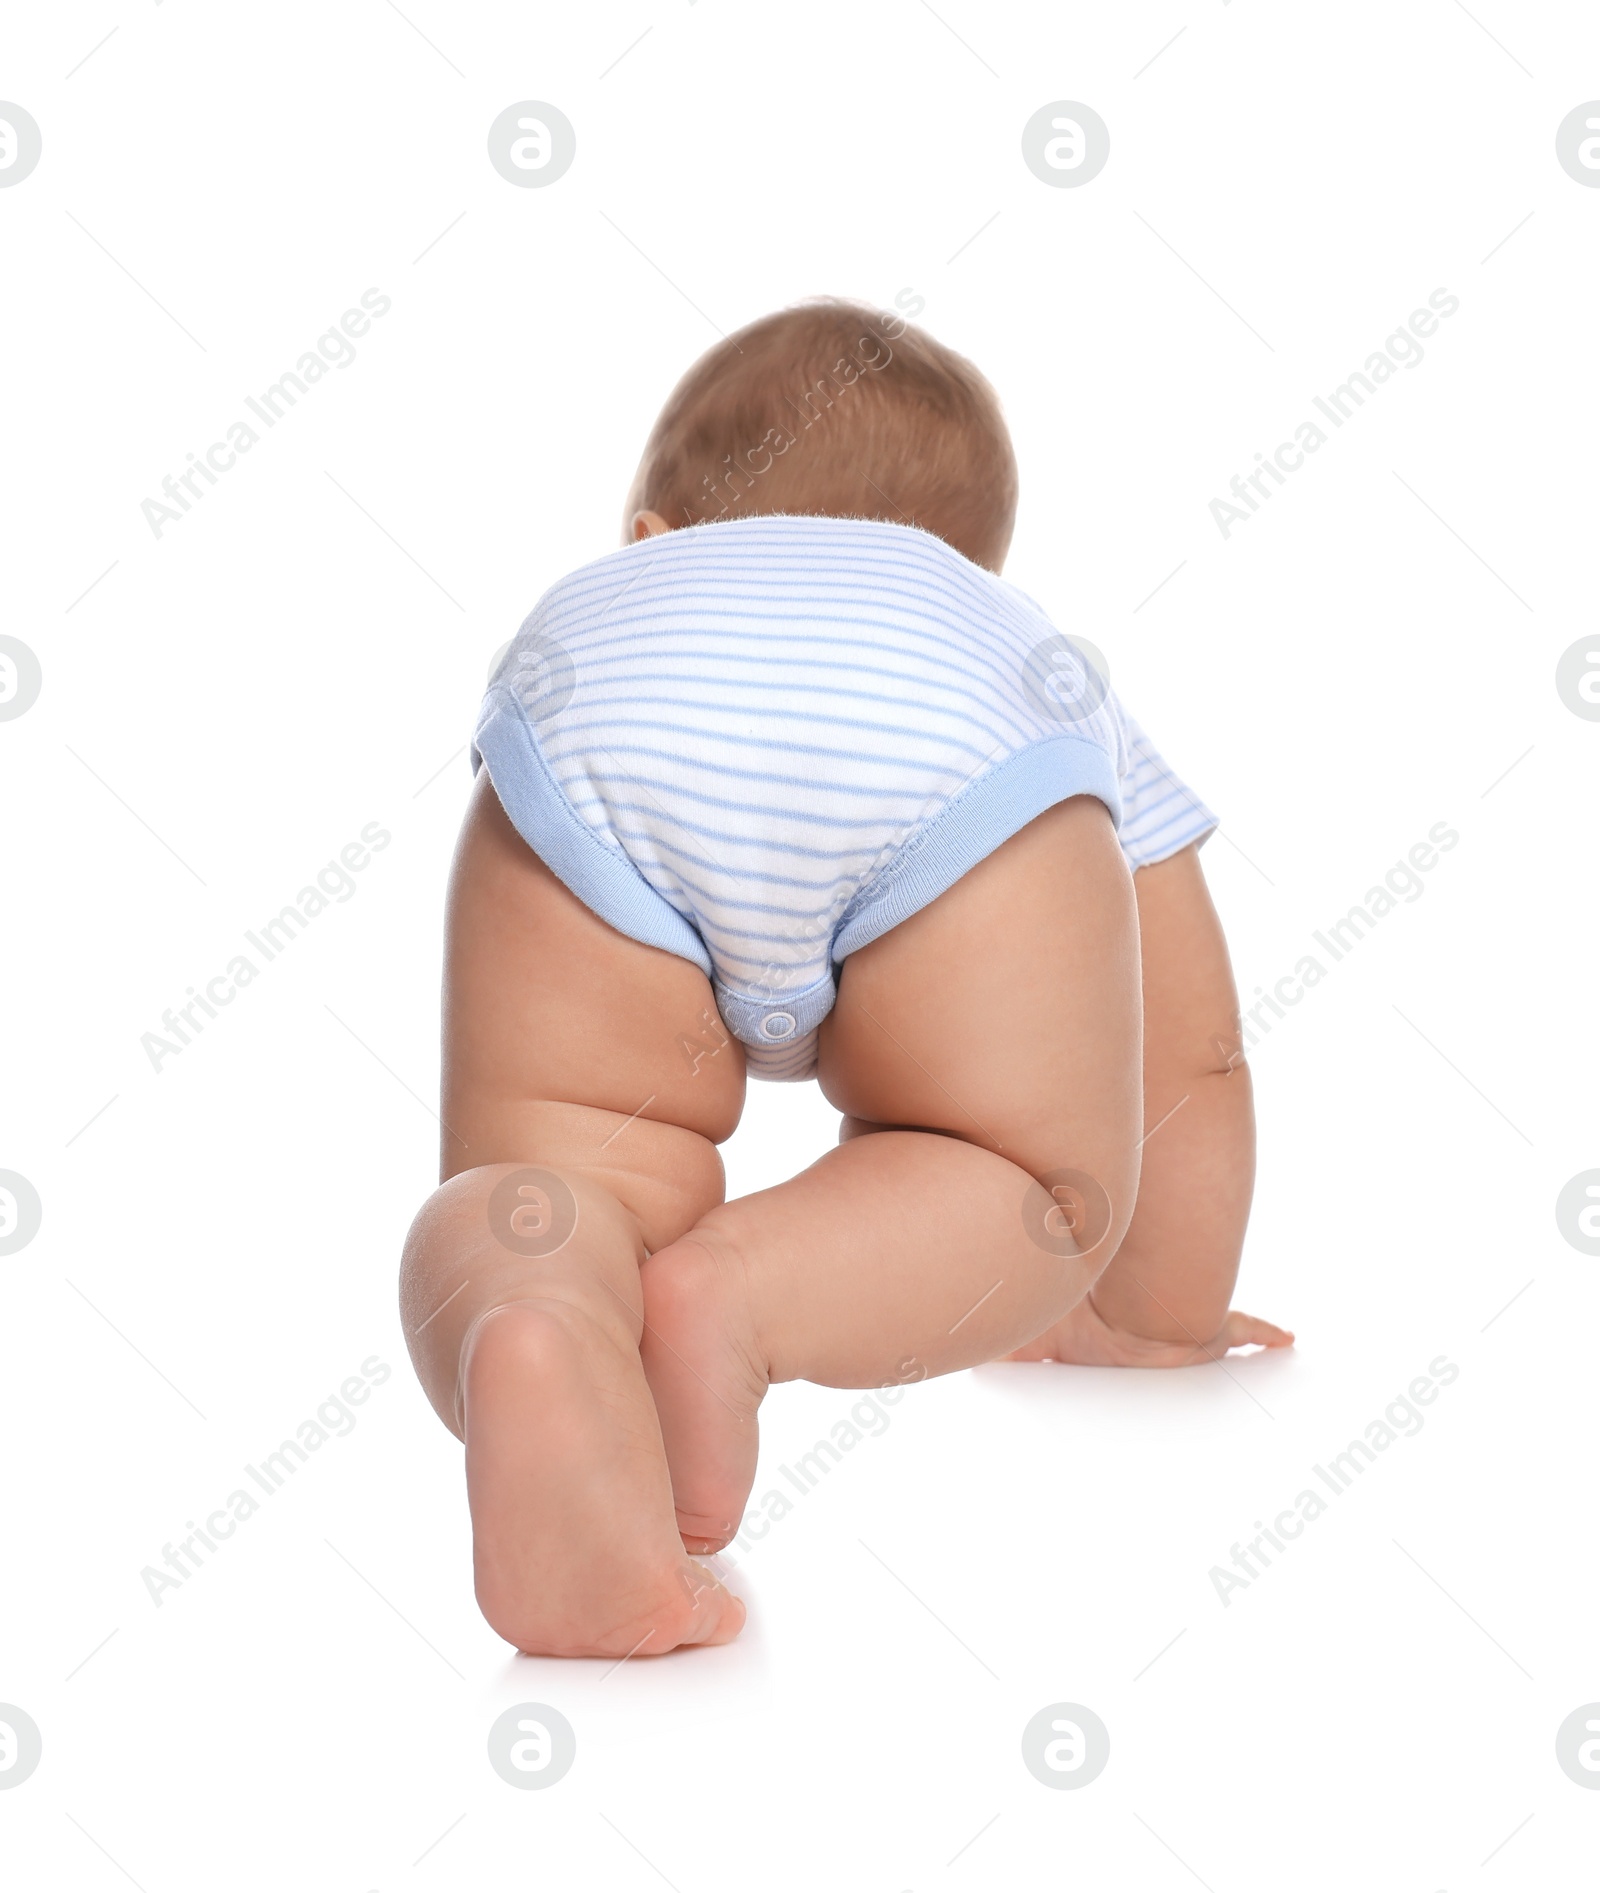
[625,299,1018,571]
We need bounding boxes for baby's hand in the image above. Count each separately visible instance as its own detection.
[1002,1294,1293,1369]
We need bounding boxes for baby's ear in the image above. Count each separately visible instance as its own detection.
[632,509,672,541]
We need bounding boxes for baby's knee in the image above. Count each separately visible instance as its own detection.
[1020,1155,1138,1286]
[447,1102,729,1256]
[403,1161,633,1275]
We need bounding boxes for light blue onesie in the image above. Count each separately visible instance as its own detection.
[473,515,1216,1079]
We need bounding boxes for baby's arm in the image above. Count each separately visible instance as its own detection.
[1012,842,1292,1367]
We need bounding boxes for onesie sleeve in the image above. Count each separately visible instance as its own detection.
[1108,698,1219,869]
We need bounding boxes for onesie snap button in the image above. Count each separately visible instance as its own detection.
[760,1010,797,1040]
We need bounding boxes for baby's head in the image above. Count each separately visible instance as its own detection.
[624,299,1018,572]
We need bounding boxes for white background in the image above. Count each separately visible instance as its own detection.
[3,3,1598,1888]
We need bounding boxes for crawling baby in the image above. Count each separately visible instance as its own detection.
[399,300,1292,1657]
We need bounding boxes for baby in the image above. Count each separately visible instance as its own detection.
[400,300,1292,1657]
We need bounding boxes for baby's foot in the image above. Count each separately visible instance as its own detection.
[463,1299,745,1657]
[639,1232,769,1554]
[1005,1294,1294,1368]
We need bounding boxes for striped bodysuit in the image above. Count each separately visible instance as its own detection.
[472,515,1216,1079]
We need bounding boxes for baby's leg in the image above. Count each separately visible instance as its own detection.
[641,795,1144,1546]
[1007,841,1293,1366]
[400,772,749,1657]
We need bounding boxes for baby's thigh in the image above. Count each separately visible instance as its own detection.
[443,771,746,1244]
[818,795,1142,1222]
